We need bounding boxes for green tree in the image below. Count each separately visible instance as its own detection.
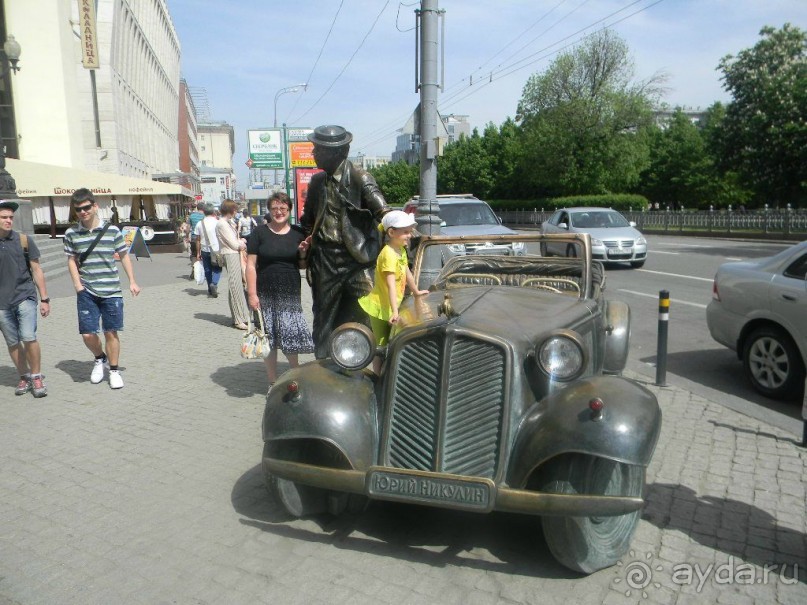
[515,29,663,197]
[640,109,716,208]
[717,24,807,207]
[436,128,495,198]
[370,160,419,206]
[481,119,522,199]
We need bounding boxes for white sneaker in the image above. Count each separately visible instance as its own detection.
[91,358,109,384]
[109,370,124,389]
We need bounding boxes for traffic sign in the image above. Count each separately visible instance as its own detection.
[245,158,253,168]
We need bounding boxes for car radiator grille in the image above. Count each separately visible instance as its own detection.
[603,239,635,248]
[386,335,506,479]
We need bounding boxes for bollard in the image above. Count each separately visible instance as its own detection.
[655,290,669,387]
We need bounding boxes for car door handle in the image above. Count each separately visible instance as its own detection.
[780,293,797,301]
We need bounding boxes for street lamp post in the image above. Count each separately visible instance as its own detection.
[272,83,307,189]
[0,35,27,231]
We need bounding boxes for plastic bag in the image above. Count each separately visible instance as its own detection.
[241,313,270,359]
[193,260,205,285]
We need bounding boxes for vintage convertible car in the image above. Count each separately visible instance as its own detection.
[261,233,661,574]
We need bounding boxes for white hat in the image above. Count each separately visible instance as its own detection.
[382,210,417,231]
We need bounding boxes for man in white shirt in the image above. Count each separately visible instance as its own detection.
[193,203,222,297]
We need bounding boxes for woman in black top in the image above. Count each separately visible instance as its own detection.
[245,192,313,389]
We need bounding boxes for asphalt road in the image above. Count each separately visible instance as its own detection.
[599,235,803,436]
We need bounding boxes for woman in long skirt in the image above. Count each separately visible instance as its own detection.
[245,192,314,390]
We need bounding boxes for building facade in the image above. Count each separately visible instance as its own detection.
[4,0,181,179]
[197,121,235,204]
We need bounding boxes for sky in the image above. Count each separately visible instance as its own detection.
[165,0,807,190]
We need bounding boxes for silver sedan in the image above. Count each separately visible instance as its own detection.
[706,241,807,400]
[540,207,648,268]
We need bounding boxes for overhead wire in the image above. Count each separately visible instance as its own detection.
[438,0,665,114]
[284,0,346,122]
[291,0,392,124]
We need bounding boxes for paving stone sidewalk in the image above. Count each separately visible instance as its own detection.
[0,252,805,605]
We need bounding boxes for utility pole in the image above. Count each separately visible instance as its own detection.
[415,0,444,287]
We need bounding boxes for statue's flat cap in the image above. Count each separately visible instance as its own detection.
[308,125,352,147]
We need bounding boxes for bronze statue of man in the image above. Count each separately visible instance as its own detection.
[300,125,390,358]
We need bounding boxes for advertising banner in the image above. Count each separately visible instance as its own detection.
[294,168,322,221]
[247,129,283,169]
[289,142,316,168]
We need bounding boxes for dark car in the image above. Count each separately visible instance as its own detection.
[261,232,661,574]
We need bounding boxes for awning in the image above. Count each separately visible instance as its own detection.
[7,158,193,198]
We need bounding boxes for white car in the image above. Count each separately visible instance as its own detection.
[706,241,807,400]
[541,207,648,268]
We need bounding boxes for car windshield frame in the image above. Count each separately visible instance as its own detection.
[570,211,630,229]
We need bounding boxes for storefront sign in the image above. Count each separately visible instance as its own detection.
[289,142,316,168]
[78,0,100,69]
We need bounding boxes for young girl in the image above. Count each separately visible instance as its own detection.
[359,210,429,373]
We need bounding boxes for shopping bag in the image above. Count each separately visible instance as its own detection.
[193,260,205,285]
[241,312,270,359]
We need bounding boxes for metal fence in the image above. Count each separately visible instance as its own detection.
[498,207,807,240]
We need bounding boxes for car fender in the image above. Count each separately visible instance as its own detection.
[508,375,661,488]
[603,300,630,374]
[262,360,378,470]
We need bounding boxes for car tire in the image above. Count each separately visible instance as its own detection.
[263,443,328,517]
[743,326,805,401]
[630,260,645,268]
[539,454,644,574]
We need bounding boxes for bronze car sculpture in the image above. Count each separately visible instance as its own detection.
[261,232,661,574]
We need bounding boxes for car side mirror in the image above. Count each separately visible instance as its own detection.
[440,220,447,228]
[629,221,637,227]
[559,222,568,230]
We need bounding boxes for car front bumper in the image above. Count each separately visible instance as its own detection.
[263,458,645,517]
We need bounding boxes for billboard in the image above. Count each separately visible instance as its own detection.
[247,129,283,169]
[294,167,322,221]
[289,142,316,168]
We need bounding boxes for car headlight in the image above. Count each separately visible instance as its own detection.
[329,322,376,370]
[635,235,647,245]
[447,243,466,254]
[536,333,585,381]
[590,237,603,246]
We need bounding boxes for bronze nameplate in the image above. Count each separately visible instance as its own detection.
[367,469,493,512]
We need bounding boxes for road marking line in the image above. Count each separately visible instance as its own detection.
[636,269,713,282]
[618,289,709,309]
[649,250,680,255]
[725,257,744,261]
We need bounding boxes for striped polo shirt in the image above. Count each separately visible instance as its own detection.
[63,220,128,298]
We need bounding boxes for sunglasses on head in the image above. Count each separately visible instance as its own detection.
[74,204,94,213]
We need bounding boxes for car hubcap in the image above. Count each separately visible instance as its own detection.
[748,336,789,389]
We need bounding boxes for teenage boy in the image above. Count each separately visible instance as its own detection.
[0,200,50,397]
[63,188,141,389]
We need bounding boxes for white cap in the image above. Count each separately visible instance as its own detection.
[382,210,417,231]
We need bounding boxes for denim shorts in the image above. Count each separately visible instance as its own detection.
[0,299,38,346]
[77,289,124,334]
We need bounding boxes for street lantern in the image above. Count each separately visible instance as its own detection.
[2,35,21,74]
[272,83,307,188]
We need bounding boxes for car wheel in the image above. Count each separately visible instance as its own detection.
[743,326,805,400]
[539,454,644,574]
[263,443,328,517]
[565,244,578,258]
[630,260,645,268]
